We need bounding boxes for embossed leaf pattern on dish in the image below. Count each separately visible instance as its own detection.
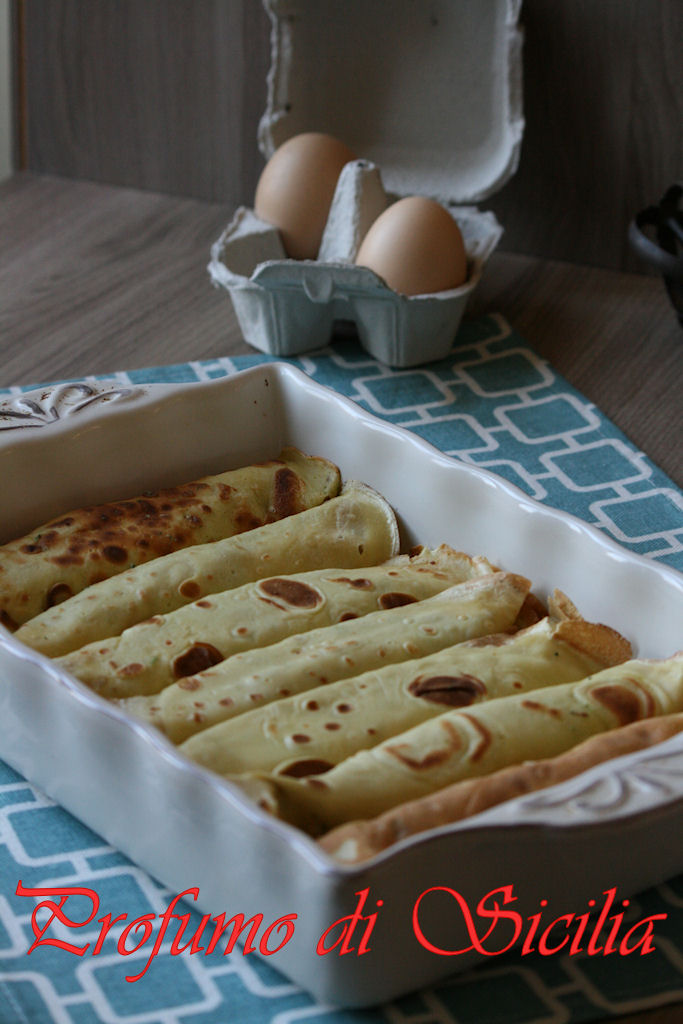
[522,745,683,815]
[0,383,142,430]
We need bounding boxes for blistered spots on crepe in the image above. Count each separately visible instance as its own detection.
[14,483,224,576]
[339,612,358,622]
[103,545,128,564]
[21,530,59,554]
[234,509,265,532]
[177,677,202,691]
[118,662,144,677]
[271,466,304,519]
[409,674,487,707]
[257,578,323,609]
[460,714,492,763]
[591,682,654,725]
[46,582,73,608]
[279,759,334,778]
[53,553,85,567]
[521,699,561,718]
[387,720,463,770]
[379,592,418,610]
[179,579,202,600]
[329,577,373,589]
[173,642,224,679]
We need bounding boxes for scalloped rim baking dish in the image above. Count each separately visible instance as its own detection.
[0,364,681,1007]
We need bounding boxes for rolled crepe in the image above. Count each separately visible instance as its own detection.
[180,604,631,778]
[0,447,340,630]
[122,571,531,743]
[320,712,683,862]
[58,545,495,698]
[261,652,683,832]
[15,481,399,657]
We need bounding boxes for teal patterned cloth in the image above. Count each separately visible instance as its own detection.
[1,315,682,1024]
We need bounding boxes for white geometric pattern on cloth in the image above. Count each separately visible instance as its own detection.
[0,314,681,1022]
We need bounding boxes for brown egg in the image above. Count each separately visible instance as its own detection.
[355,196,468,296]
[254,132,357,260]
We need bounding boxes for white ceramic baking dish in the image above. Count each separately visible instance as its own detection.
[0,365,681,1007]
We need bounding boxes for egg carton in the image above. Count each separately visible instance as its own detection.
[208,0,524,367]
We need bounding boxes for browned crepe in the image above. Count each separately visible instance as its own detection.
[121,571,529,743]
[179,605,630,779]
[0,447,340,629]
[59,545,495,698]
[15,480,398,657]
[319,712,683,862]
[256,653,683,833]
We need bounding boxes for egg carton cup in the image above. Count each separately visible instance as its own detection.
[208,158,503,367]
[209,0,522,367]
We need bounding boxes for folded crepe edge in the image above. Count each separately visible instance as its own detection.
[548,588,633,667]
[277,446,342,499]
[336,479,401,559]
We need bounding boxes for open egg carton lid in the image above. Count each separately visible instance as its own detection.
[208,0,524,367]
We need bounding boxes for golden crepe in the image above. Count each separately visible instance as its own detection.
[122,571,531,743]
[320,712,683,862]
[58,545,496,698]
[257,652,683,832]
[15,481,399,657]
[0,447,340,631]
[179,604,631,778]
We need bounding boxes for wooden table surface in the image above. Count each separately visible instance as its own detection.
[0,173,681,1024]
